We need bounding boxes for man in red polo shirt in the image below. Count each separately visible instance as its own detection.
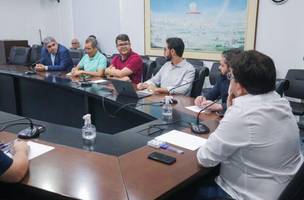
[105,34,143,84]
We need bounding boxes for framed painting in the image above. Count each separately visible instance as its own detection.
[145,0,259,60]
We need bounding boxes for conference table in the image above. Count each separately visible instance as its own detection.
[0,64,220,200]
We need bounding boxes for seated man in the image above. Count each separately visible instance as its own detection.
[105,34,143,84]
[196,50,303,200]
[35,36,73,72]
[70,38,81,50]
[194,48,241,112]
[0,140,29,183]
[71,37,107,77]
[137,37,195,96]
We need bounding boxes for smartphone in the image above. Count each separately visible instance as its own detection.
[148,152,176,165]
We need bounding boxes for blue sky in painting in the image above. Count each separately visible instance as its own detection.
[151,0,247,13]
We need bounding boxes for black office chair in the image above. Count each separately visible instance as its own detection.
[142,60,156,82]
[9,46,31,65]
[284,69,304,129]
[153,56,167,76]
[275,79,289,97]
[278,162,304,200]
[186,58,204,67]
[191,66,209,97]
[69,49,83,66]
[201,62,221,96]
[29,44,42,65]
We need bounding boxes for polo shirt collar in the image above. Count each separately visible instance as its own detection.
[170,59,185,68]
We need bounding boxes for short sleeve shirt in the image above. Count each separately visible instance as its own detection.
[78,51,107,72]
[0,151,13,176]
[111,50,143,84]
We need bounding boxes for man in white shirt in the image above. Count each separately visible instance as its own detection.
[196,50,303,200]
[137,37,195,96]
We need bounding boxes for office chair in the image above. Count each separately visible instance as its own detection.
[201,62,221,96]
[186,58,204,67]
[142,60,156,82]
[153,56,167,76]
[284,69,304,129]
[275,79,289,97]
[29,44,42,64]
[9,46,31,65]
[69,49,83,66]
[278,162,304,200]
[191,66,209,97]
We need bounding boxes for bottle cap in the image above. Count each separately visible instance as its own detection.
[164,96,173,104]
[83,114,91,125]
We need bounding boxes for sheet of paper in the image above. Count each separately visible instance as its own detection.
[155,130,207,151]
[27,141,55,160]
[185,106,204,113]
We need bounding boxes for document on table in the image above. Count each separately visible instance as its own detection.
[185,106,204,113]
[6,141,55,160]
[155,130,207,151]
[27,141,55,160]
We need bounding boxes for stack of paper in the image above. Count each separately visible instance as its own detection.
[155,130,207,151]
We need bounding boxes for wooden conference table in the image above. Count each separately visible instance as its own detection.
[0,65,220,200]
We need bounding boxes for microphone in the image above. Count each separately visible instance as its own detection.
[17,118,46,139]
[190,98,220,134]
[167,78,200,104]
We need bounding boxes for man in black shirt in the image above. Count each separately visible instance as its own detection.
[194,48,242,112]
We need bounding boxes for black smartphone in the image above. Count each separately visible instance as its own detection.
[148,152,176,165]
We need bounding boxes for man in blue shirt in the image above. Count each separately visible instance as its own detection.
[35,36,73,72]
[0,140,29,182]
[194,48,241,112]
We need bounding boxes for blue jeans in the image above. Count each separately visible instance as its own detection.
[193,179,232,200]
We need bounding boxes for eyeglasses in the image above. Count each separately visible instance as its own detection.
[227,72,235,80]
[116,42,130,47]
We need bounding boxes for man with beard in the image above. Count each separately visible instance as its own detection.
[137,37,195,96]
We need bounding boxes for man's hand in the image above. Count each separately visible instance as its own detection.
[105,66,115,76]
[153,88,169,94]
[137,83,149,90]
[35,64,46,72]
[12,140,29,155]
[72,70,84,77]
[194,96,207,107]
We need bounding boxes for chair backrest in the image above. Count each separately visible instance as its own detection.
[69,49,83,66]
[191,66,210,97]
[153,56,167,76]
[209,62,221,86]
[30,44,42,64]
[186,58,204,67]
[9,46,30,65]
[284,69,304,99]
[275,79,289,97]
[278,162,304,200]
[142,60,156,82]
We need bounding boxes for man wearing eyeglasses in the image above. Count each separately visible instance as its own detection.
[35,36,73,72]
[194,48,241,112]
[105,34,143,84]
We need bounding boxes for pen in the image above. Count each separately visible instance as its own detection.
[160,143,184,154]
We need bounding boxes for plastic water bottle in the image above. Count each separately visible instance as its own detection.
[82,114,96,151]
[162,96,173,121]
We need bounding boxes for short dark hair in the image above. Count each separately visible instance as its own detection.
[166,37,185,57]
[115,34,130,44]
[222,48,242,67]
[230,50,276,95]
